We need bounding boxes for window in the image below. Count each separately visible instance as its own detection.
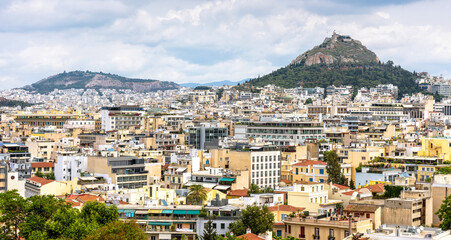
[281,214,286,221]
[288,225,291,234]
[299,227,305,238]
[276,230,282,237]
[221,223,225,229]
[319,169,324,174]
[212,223,217,229]
[329,229,334,237]
[315,227,319,236]
[296,168,299,175]
[366,213,370,218]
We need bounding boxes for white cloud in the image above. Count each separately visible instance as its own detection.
[0,0,450,89]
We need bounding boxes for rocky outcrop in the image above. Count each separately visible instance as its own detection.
[291,32,379,66]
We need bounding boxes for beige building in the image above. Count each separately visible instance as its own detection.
[287,182,342,214]
[26,140,57,160]
[431,174,451,226]
[283,216,372,240]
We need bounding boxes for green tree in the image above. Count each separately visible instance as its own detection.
[435,167,451,175]
[325,150,347,185]
[187,185,207,205]
[382,185,404,198]
[0,190,28,240]
[436,195,451,230]
[249,183,260,194]
[80,201,119,226]
[84,220,147,240]
[228,205,274,235]
[349,179,355,189]
[304,98,313,105]
[201,219,217,240]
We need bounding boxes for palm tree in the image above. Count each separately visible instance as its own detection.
[187,185,207,205]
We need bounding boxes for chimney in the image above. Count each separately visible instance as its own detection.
[246,228,251,234]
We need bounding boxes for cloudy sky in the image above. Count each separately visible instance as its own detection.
[0,0,450,89]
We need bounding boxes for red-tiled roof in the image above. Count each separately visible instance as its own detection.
[333,184,350,190]
[342,190,356,196]
[292,160,326,166]
[237,233,264,240]
[273,222,285,226]
[27,176,54,186]
[359,183,385,193]
[281,179,291,184]
[66,194,105,202]
[228,189,249,197]
[32,162,54,168]
[268,205,305,212]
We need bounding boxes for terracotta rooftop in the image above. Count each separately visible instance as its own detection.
[293,160,326,166]
[228,189,249,197]
[27,176,54,186]
[333,183,350,190]
[237,233,264,240]
[268,205,305,212]
[31,162,55,168]
[66,194,105,203]
[359,183,385,193]
[281,179,292,184]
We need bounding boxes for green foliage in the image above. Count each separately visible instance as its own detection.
[349,179,355,190]
[194,86,212,91]
[304,98,313,105]
[325,151,347,185]
[249,183,260,195]
[382,185,404,198]
[84,220,147,240]
[201,219,217,240]
[0,190,123,240]
[435,167,451,175]
[0,190,28,240]
[216,88,225,101]
[436,194,451,230]
[0,98,34,108]
[187,185,207,205]
[228,205,274,236]
[35,170,55,180]
[245,62,420,98]
[199,207,208,218]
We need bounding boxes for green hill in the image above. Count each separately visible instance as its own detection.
[23,71,180,93]
[0,97,34,108]
[243,33,420,97]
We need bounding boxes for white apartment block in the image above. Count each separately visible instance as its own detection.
[55,155,88,181]
[250,150,281,189]
[101,106,145,131]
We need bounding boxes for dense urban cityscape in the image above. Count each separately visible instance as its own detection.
[1,1,451,240]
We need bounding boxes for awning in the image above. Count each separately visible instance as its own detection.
[214,185,231,190]
[118,209,136,213]
[135,210,148,215]
[148,209,162,214]
[162,209,173,214]
[186,210,200,215]
[173,210,187,215]
[219,177,235,182]
[148,222,172,226]
[176,167,187,172]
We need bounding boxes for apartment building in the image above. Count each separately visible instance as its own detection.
[209,146,281,189]
[101,106,145,131]
[87,156,152,189]
[54,155,88,181]
[188,126,227,150]
[287,182,342,214]
[283,216,372,240]
[292,160,351,184]
[235,121,325,145]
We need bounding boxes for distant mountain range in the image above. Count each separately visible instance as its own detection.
[180,79,249,88]
[23,71,180,93]
[242,32,421,97]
